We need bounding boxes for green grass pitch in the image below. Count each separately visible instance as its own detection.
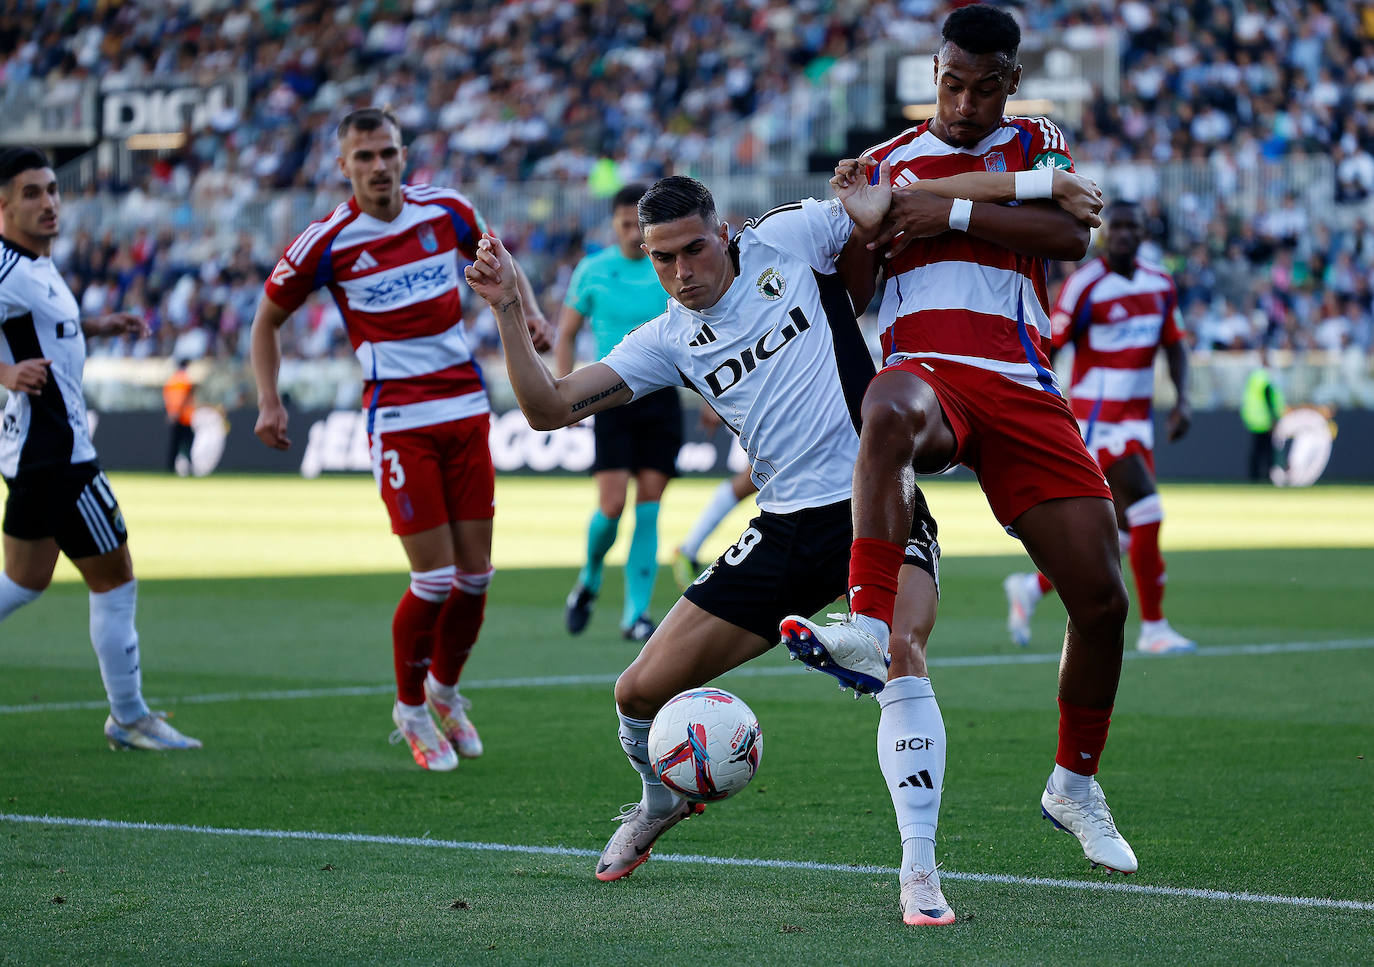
[2,474,1372,965]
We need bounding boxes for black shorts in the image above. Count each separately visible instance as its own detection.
[591,389,683,475]
[683,493,940,642]
[3,460,128,559]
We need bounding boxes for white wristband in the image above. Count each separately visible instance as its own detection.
[948,198,973,233]
[1015,167,1055,200]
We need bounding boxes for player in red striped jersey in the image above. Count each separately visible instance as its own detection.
[249,108,554,772]
[805,5,1141,902]
[1004,199,1196,656]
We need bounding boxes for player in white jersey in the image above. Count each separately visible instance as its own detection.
[0,146,200,752]
[251,109,554,772]
[466,166,1089,922]
[1004,200,1197,655]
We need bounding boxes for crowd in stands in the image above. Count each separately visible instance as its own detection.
[4,0,1374,374]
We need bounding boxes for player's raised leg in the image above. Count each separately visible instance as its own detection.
[1015,496,1137,873]
[596,599,773,881]
[882,562,954,925]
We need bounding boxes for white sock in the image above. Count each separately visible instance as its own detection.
[617,707,679,816]
[1021,572,1045,604]
[1140,618,1169,637]
[0,573,42,621]
[425,671,459,703]
[395,699,428,720]
[876,676,945,879]
[680,479,740,560]
[1049,763,1095,801]
[853,612,891,655]
[89,580,150,724]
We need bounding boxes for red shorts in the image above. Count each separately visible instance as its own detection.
[368,414,495,536]
[887,357,1111,527]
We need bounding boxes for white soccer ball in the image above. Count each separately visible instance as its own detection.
[647,687,763,802]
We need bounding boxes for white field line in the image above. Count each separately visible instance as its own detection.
[3,812,1372,913]
[3,637,1373,716]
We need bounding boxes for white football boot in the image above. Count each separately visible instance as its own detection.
[104,711,201,751]
[595,799,705,881]
[900,866,956,926]
[1136,620,1198,655]
[424,682,484,758]
[1003,573,1038,647]
[1041,778,1139,873]
[390,702,458,772]
[779,613,889,696]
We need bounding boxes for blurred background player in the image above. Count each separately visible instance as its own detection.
[672,462,755,589]
[556,185,677,642]
[250,108,554,772]
[1004,199,1197,655]
[798,5,1139,898]
[1241,350,1286,483]
[162,357,195,475]
[0,146,200,752]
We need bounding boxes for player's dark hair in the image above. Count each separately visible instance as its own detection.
[1104,198,1144,221]
[637,176,717,229]
[942,4,1021,60]
[337,107,401,141]
[611,184,647,213]
[0,146,51,188]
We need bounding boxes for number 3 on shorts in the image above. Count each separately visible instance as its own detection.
[724,526,763,566]
[382,448,406,489]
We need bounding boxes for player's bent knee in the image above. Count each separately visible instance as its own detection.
[1068,579,1129,641]
[410,565,457,602]
[454,566,494,595]
[613,668,659,720]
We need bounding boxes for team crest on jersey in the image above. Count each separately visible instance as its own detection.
[418,223,438,253]
[984,151,1007,173]
[756,267,786,301]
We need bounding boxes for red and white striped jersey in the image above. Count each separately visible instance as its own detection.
[864,117,1073,394]
[1050,256,1183,453]
[264,183,488,433]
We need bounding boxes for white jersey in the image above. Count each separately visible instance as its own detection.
[602,198,874,513]
[0,238,95,478]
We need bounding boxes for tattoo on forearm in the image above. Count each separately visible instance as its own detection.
[498,298,520,315]
[570,382,626,413]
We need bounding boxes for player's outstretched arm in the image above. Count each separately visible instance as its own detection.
[249,296,294,450]
[466,234,631,430]
[82,312,149,340]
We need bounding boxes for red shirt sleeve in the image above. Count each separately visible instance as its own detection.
[263,225,332,314]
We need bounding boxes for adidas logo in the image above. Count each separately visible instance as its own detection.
[351,250,379,273]
[1108,303,1129,321]
[898,770,935,789]
[688,323,717,347]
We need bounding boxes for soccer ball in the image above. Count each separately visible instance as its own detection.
[647,687,763,802]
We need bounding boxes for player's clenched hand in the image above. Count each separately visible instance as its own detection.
[1167,400,1192,442]
[0,358,52,395]
[832,155,891,234]
[254,398,291,450]
[867,189,951,259]
[464,234,519,307]
[526,314,555,352]
[1053,170,1104,227]
[89,312,150,339]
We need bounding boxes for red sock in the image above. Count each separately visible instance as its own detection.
[431,590,486,687]
[393,590,443,705]
[1128,520,1165,622]
[848,537,904,628]
[1055,697,1112,775]
[1036,572,1054,594]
